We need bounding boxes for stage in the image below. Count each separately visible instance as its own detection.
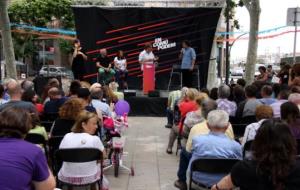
[125,90,168,117]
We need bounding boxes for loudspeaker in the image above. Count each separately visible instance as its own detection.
[148,90,160,97]
[124,89,136,97]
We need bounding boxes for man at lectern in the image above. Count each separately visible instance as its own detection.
[138,43,158,71]
[138,43,158,94]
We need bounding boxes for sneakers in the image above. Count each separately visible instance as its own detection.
[165,124,172,128]
[174,180,187,190]
[166,148,172,154]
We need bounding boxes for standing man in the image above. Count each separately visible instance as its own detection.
[96,48,115,85]
[179,40,196,88]
[72,39,87,81]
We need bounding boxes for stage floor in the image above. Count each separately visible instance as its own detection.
[125,90,168,117]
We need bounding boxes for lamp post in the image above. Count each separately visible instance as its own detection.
[225,0,230,85]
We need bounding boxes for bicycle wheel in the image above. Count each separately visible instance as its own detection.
[114,152,120,177]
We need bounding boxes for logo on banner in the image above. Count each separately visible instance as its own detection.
[153,38,176,50]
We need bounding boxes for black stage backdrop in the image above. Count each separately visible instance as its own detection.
[73,7,221,89]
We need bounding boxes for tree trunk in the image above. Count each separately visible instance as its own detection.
[0,0,17,79]
[243,0,261,84]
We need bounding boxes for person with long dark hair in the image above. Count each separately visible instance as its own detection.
[281,102,300,139]
[211,119,300,190]
[114,50,128,89]
[72,39,87,81]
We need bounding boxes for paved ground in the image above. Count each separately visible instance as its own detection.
[105,117,180,190]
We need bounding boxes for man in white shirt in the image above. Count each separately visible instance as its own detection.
[138,43,158,71]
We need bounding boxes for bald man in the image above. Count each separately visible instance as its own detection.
[0,80,37,114]
[96,48,115,85]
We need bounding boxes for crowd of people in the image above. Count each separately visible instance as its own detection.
[0,77,126,189]
[166,62,300,190]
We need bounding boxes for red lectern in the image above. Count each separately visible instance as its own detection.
[143,63,155,94]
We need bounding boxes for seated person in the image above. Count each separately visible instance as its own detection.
[0,107,55,190]
[58,111,106,187]
[44,87,67,114]
[241,105,273,146]
[281,102,300,139]
[188,110,242,187]
[50,98,85,137]
[28,113,48,141]
[216,85,237,116]
[270,89,289,118]
[109,82,124,100]
[175,98,222,190]
[212,119,300,190]
[259,85,276,105]
[114,50,128,89]
[90,87,112,117]
[96,48,115,85]
[236,85,262,118]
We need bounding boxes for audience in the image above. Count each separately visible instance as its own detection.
[270,89,289,118]
[58,110,105,187]
[259,85,276,105]
[188,110,242,187]
[90,87,112,117]
[174,99,234,190]
[255,66,268,82]
[232,85,246,106]
[0,107,55,190]
[68,80,81,97]
[167,88,198,154]
[236,78,246,88]
[216,84,237,116]
[50,98,85,137]
[281,102,300,139]
[0,84,7,105]
[44,87,67,114]
[42,78,60,104]
[212,119,300,190]
[288,93,300,110]
[21,89,44,114]
[236,85,262,118]
[241,105,273,146]
[209,87,218,100]
[109,81,124,100]
[0,79,37,114]
[165,88,182,128]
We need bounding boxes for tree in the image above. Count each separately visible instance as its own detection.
[0,0,17,79]
[243,0,261,84]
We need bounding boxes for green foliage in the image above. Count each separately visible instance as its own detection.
[224,0,244,30]
[8,0,74,29]
[58,39,73,54]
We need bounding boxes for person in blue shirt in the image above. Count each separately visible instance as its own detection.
[179,40,196,87]
[188,110,242,188]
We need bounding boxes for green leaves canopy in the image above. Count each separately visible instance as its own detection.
[8,0,74,29]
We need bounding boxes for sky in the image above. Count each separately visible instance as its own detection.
[230,0,300,59]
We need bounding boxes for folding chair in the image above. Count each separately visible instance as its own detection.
[232,123,248,138]
[189,158,240,189]
[296,139,300,156]
[243,140,253,160]
[242,116,257,125]
[55,148,103,189]
[48,136,64,175]
[40,120,54,133]
[25,133,48,160]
